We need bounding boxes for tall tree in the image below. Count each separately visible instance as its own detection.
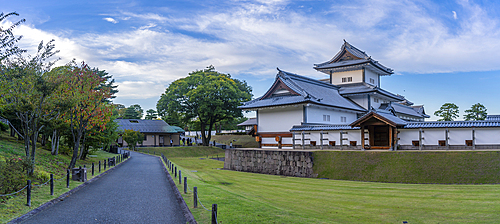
[464,103,487,121]
[434,103,459,121]
[157,65,252,145]
[122,129,144,151]
[57,62,115,169]
[0,12,25,62]
[123,105,141,119]
[145,109,158,120]
[0,40,59,175]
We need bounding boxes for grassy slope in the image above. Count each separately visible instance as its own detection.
[152,148,500,224]
[314,151,500,184]
[0,132,124,223]
[211,134,259,148]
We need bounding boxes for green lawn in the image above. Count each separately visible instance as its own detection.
[0,133,127,223]
[211,134,259,148]
[153,148,500,223]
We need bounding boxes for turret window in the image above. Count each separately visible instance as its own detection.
[370,78,375,84]
[323,115,330,122]
[341,116,347,122]
[342,77,352,82]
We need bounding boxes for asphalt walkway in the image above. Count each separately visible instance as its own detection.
[20,151,186,224]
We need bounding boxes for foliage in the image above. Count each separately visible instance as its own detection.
[145,109,158,120]
[0,156,28,195]
[163,113,183,128]
[464,103,487,121]
[434,103,459,121]
[123,104,143,119]
[122,129,144,151]
[0,12,26,62]
[0,121,8,131]
[157,65,252,145]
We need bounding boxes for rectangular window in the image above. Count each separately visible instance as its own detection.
[342,77,353,82]
[341,116,347,123]
[323,115,330,122]
[374,98,379,103]
[144,134,147,140]
[370,78,375,84]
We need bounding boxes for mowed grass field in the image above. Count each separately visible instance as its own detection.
[141,147,500,223]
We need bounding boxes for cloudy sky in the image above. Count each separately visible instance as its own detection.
[2,0,500,120]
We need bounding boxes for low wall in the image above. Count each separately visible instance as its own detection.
[224,149,314,177]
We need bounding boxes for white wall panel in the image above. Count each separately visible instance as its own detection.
[306,106,358,124]
[331,70,363,85]
[476,128,500,144]
[258,106,303,133]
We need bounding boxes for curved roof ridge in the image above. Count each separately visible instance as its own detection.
[279,70,339,90]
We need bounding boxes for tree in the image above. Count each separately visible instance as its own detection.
[0,12,26,62]
[0,39,60,175]
[57,62,115,169]
[464,103,487,121]
[145,109,158,120]
[122,129,144,151]
[434,103,459,121]
[157,65,252,145]
[123,104,143,119]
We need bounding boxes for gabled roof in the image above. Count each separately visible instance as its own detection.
[290,124,359,131]
[239,69,366,112]
[338,83,405,101]
[314,40,393,75]
[116,119,184,133]
[237,118,257,126]
[351,110,408,127]
[403,120,500,129]
[380,103,430,118]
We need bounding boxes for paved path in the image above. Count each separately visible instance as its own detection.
[20,151,186,224]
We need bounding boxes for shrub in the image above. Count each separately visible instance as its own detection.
[0,156,28,195]
[0,122,8,132]
[33,170,51,183]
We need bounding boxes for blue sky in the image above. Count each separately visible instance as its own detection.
[2,0,500,120]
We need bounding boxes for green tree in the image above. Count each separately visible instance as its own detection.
[464,103,487,121]
[122,129,144,151]
[123,104,143,119]
[0,12,25,61]
[434,103,459,121]
[145,109,158,120]
[157,65,252,145]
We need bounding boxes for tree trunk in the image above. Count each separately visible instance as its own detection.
[51,129,57,155]
[200,123,208,146]
[55,135,60,156]
[69,129,82,170]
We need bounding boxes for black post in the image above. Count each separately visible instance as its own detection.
[184,177,187,194]
[193,187,198,208]
[27,180,31,206]
[99,161,101,173]
[66,169,70,188]
[154,151,155,155]
[175,166,177,177]
[50,174,54,195]
[212,204,218,224]
[172,165,174,174]
[179,170,182,184]
[92,163,94,176]
[104,160,107,170]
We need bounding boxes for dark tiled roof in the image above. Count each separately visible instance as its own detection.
[384,103,429,118]
[290,124,359,131]
[239,69,366,112]
[403,120,500,129]
[338,83,405,101]
[116,119,184,133]
[486,115,500,121]
[237,118,257,126]
[314,41,393,75]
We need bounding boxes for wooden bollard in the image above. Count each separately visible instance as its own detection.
[175,166,177,177]
[104,160,107,170]
[66,169,70,188]
[212,204,218,224]
[50,174,54,195]
[92,163,94,176]
[27,180,31,206]
[179,170,182,184]
[184,177,187,194]
[193,187,198,208]
[99,161,101,173]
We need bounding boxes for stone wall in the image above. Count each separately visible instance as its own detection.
[224,149,314,177]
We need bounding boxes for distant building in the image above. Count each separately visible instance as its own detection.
[116,119,184,147]
[237,118,257,135]
[240,40,500,150]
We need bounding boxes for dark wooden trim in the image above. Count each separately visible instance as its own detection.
[261,79,300,99]
[370,146,391,149]
[259,132,293,137]
[262,144,279,147]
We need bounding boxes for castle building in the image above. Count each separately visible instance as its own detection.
[240,41,500,150]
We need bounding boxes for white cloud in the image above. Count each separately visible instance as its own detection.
[452,11,458,19]
[114,81,167,99]
[103,17,118,24]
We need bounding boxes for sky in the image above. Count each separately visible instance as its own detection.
[1,0,500,120]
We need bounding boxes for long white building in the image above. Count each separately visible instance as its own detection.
[240,41,500,150]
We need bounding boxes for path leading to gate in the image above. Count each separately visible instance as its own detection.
[20,151,186,224]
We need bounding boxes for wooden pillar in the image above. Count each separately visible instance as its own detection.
[419,128,423,151]
[445,128,449,150]
[320,131,324,150]
[277,136,282,149]
[301,131,305,150]
[292,132,295,149]
[361,126,365,151]
[472,127,476,150]
[389,126,393,151]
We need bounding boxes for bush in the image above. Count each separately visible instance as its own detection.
[0,122,8,132]
[0,156,28,195]
[33,170,51,183]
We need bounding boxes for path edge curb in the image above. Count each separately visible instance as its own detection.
[8,156,132,224]
[159,157,197,224]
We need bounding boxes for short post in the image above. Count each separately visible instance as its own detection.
[175,166,177,178]
[193,187,198,208]
[172,165,174,174]
[27,180,31,206]
[66,169,70,188]
[184,177,187,194]
[212,204,218,224]
[179,170,182,184]
[99,161,101,173]
[50,174,54,195]
[104,160,107,170]
[92,163,94,176]
[154,151,155,155]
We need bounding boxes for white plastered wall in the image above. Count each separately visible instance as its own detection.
[476,128,500,144]
[448,129,473,145]
[331,70,363,85]
[294,129,361,146]
[397,129,418,145]
[306,106,358,124]
[258,106,303,133]
[364,69,379,87]
[348,95,368,110]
